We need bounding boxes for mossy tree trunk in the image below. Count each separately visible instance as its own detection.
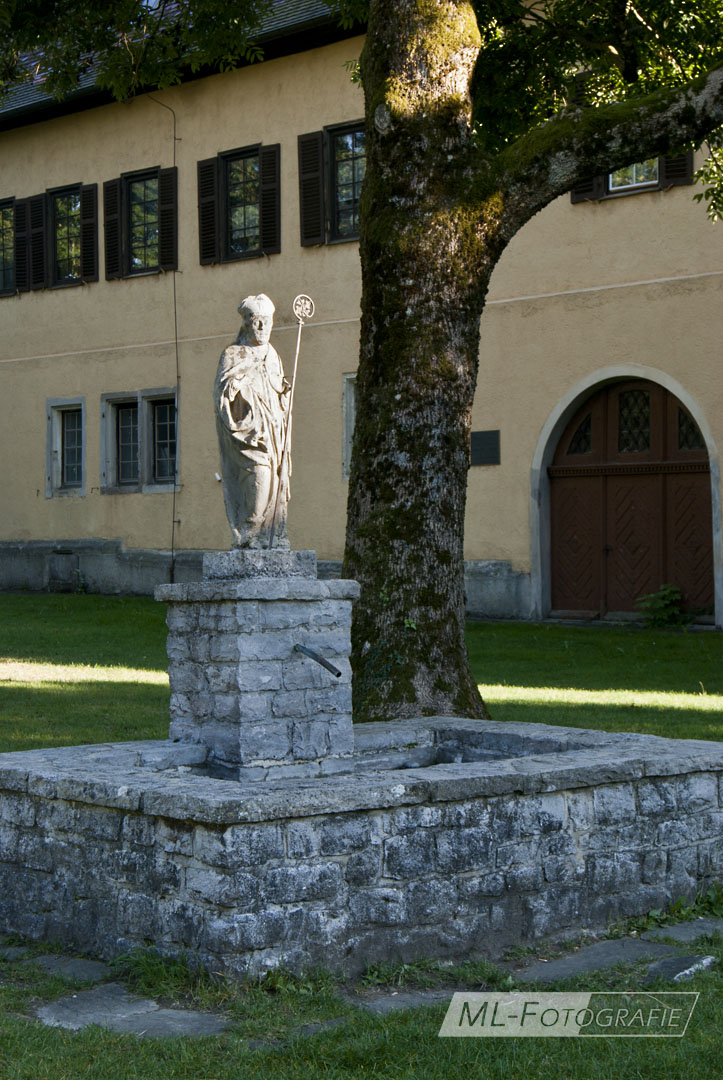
[343,0,497,720]
[343,0,723,722]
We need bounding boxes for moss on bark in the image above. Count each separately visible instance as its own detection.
[344,1,491,721]
[345,1,723,722]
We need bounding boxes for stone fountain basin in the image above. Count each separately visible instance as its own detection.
[0,717,721,976]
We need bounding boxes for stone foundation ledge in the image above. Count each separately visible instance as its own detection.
[156,579,360,603]
[0,720,720,824]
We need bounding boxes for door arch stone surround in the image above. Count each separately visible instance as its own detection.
[529,364,722,627]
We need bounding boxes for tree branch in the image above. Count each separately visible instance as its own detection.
[489,62,723,233]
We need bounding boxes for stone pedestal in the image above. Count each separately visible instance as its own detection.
[155,551,359,778]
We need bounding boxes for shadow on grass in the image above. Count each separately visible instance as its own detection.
[466,620,723,696]
[0,681,170,753]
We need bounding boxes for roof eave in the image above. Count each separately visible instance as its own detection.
[0,13,364,133]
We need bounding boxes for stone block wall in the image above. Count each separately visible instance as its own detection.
[0,732,721,977]
[0,542,535,620]
[156,566,359,777]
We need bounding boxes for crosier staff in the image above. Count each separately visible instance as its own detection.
[268,294,315,549]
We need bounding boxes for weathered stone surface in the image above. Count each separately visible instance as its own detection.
[236,721,291,763]
[641,917,723,943]
[511,938,682,984]
[156,579,360,603]
[264,863,344,904]
[644,954,717,983]
[213,296,291,551]
[36,982,230,1037]
[1,720,722,976]
[238,661,284,692]
[203,550,317,580]
[159,561,355,770]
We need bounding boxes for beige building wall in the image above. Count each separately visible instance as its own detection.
[467,175,723,585]
[1,34,721,619]
[0,38,365,560]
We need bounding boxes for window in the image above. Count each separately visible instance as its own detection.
[61,409,83,486]
[101,389,178,492]
[298,122,366,245]
[117,403,139,484]
[128,175,160,272]
[47,398,86,497]
[0,200,14,294]
[10,186,97,292]
[678,407,705,452]
[52,189,82,284]
[329,126,366,240]
[197,144,280,264]
[571,151,693,203]
[609,158,658,192]
[104,167,177,279]
[567,414,592,456]
[226,152,260,256]
[153,399,177,482]
[618,389,650,453]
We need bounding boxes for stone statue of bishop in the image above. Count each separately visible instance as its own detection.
[214,294,291,549]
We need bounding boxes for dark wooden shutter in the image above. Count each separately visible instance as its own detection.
[28,193,47,289]
[570,175,606,203]
[197,157,219,264]
[259,143,281,255]
[13,199,29,293]
[158,166,178,271]
[103,178,123,279]
[298,131,325,246]
[660,151,694,187]
[79,183,98,282]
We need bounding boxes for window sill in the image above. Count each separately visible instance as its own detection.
[47,487,85,498]
[100,485,141,495]
[101,482,177,494]
[141,482,179,494]
[219,250,265,263]
[601,185,661,199]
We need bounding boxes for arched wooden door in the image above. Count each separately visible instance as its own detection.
[549,380,713,617]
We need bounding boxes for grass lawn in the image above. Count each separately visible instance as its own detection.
[467,619,723,741]
[0,592,722,1077]
[0,593,169,752]
[1,934,722,1079]
[1,592,721,751]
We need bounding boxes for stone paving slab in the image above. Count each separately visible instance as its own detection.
[345,925,720,1014]
[644,954,717,984]
[0,946,29,961]
[641,918,723,944]
[11,916,723,1035]
[36,982,230,1038]
[341,988,454,1015]
[507,937,683,984]
[107,1007,230,1038]
[23,955,111,983]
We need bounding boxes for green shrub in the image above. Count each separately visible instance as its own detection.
[635,584,694,629]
